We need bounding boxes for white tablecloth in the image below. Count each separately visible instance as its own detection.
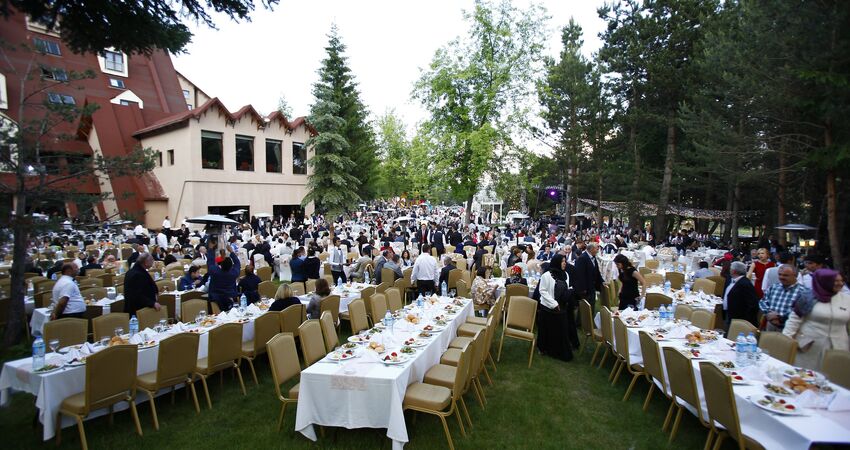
[1,308,263,440]
[594,312,850,449]
[29,295,127,336]
[295,297,473,449]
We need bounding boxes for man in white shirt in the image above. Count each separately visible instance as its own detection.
[156,229,168,249]
[162,216,172,240]
[50,263,86,319]
[328,237,347,283]
[411,244,439,295]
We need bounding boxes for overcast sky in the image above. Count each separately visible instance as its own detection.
[173,0,606,129]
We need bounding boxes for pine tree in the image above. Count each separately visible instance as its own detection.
[302,85,360,214]
[313,25,378,200]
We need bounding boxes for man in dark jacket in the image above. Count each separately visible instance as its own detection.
[208,246,241,311]
[238,264,262,303]
[572,242,603,306]
[438,255,456,288]
[724,261,759,327]
[433,227,445,256]
[124,253,160,316]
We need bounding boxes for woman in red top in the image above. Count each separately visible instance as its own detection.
[748,247,775,299]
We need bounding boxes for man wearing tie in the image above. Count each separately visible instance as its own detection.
[573,242,604,308]
[433,226,445,256]
[329,237,347,283]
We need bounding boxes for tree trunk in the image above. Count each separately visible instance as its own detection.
[4,192,29,347]
[722,181,733,243]
[655,116,676,238]
[826,169,843,271]
[628,123,640,228]
[731,180,741,248]
[777,140,787,246]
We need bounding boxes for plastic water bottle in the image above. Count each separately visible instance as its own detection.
[736,333,748,367]
[174,291,181,316]
[129,315,139,337]
[747,332,758,364]
[27,281,34,297]
[383,309,392,326]
[240,293,247,311]
[417,294,424,308]
[337,277,343,288]
[441,281,447,297]
[51,273,57,280]
[364,270,370,284]
[664,280,671,294]
[32,337,45,370]
[154,271,161,281]
[658,304,667,321]
[683,283,691,295]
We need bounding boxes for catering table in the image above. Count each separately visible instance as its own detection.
[595,309,850,449]
[295,296,473,449]
[30,295,126,336]
[1,303,267,440]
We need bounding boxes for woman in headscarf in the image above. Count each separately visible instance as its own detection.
[535,254,577,361]
[783,269,850,370]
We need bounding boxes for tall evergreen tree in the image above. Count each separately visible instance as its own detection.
[313,25,378,200]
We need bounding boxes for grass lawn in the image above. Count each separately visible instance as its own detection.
[5,314,844,450]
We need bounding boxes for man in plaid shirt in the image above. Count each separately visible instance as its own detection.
[759,264,809,331]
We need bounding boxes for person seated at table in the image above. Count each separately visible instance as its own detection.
[383,254,403,281]
[238,264,262,303]
[438,255,456,288]
[400,249,414,268]
[162,248,177,266]
[537,244,555,261]
[783,269,850,370]
[124,253,161,316]
[270,283,301,312]
[290,247,307,282]
[46,259,64,279]
[179,265,203,291]
[306,278,332,319]
[24,256,44,275]
[349,247,373,282]
[614,254,646,310]
[505,265,527,286]
[78,255,102,277]
[693,261,713,279]
[100,254,119,272]
[506,246,523,267]
[471,267,498,307]
[50,263,86,320]
[207,243,241,312]
[759,264,808,332]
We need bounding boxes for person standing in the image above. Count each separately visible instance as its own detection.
[207,245,241,311]
[573,242,603,307]
[783,269,850,370]
[536,254,577,360]
[411,244,438,295]
[614,254,646,310]
[162,215,172,241]
[759,264,808,331]
[747,248,775,299]
[724,261,759,327]
[433,226,446,256]
[50,263,86,319]
[328,237,347,283]
[123,253,160,316]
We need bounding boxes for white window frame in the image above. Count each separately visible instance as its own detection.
[26,16,62,37]
[0,73,8,110]
[97,48,128,77]
[108,78,125,89]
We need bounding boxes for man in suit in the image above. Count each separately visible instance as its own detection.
[124,253,160,316]
[573,242,603,306]
[432,226,445,256]
[724,261,759,327]
[449,226,463,250]
[439,255,456,288]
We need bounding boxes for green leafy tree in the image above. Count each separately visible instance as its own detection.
[313,25,378,200]
[414,0,547,221]
[277,95,294,118]
[1,0,277,54]
[375,111,412,198]
[301,85,360,215]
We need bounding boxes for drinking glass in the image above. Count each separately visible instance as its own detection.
[158,319,168,332]
[99,337,110,347]
[114,327,124,337]
[48,338,59,354]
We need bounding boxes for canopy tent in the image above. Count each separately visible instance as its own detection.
[577,198,758,220]
[186,215,239,225]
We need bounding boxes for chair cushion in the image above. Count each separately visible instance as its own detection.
[457,323,485,337]
[466,316,487,326]
[505,327,534,340]
[403,382,451,411]
[136,371,158,391]
[423,364,456,390]
[288,383,300,399]
[439,348,462,367]
[60,392,86,414]
[448,336,472,350]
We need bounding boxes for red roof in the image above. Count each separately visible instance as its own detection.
[132,97,315,138]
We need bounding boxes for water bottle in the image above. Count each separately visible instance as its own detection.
[129,315,139,337]
[417,294,423,308]
[119,264,125,275]
[664,280,671,294]
[683,283,691,295]
[154,271,161,281]
[174,291,181,316]
[32,337,45,370]
[383,309,392,326]
[658,304,667,321]
[240,293,248,310]
[337,277,342,288]
[51,273,57,280]
[441,281,447,297]
[736,333,748,366]
[173,276,179,291]
[27,281,34,297]
[747,332,758,364]
[670,301,678,319]
[364,270,370,284]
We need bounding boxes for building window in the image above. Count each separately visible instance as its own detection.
[292,142,307,175]
[33,38,61,55]
[0,73,7,110]
[201,130,223,169]
[156,151,163,167]
[235,135,254,171]
[119,99,137,107]
[103,50,124,72]
[41,67,67,82]
[47,92,75,105]
[167,149,174,166]
[108,78,125,89]
[183,90,190,98]
[265,139,282,173]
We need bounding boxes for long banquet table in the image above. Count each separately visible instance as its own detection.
[595,310,850,449]
[295,296,473,449]
[1,303,268,441]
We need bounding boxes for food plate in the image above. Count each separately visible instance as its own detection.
[418,331,434,339]
[400,346,416,355]
[763,383,795,397]
[348,334,371,343]
[66,357,87,367]
[33,363,63,374]
[718,361,736,370]
[726,371,747,384]
[137,340,158,349]
[653,333,667,341]
[58,344,82,355]
[784,367,816,382]
[403,338,428,348]
[381,352,409,365]
[327,349,358,361]
[422,324,445,333]
[751,396,806,415]
[679,349,703,359]
[342,342,358,350]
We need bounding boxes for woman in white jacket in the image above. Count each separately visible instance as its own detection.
[536,254,576,361]
[783,269,849,371]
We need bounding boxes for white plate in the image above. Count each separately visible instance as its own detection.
[422,325,446,333]
[381,354,410,365]
[403,339,428,348]
[763,383,795,397]
[750,396,806,416]
[726,372,747,384]
[33,364,63,374]
[66,359,87,367]
[348,335,371,343]
[326,351,358,361]
[58,345,82,354]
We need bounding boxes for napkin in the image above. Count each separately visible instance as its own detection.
[664,325,692,339]
[82,342,97,354]
[796,389,835,409]
[64,348,83,363]
[129,334,144,345]
[227,308,241,320]
[172,322,188,332]
[828,391,850,412]
[246,303,262,316]
[217,311,229,320]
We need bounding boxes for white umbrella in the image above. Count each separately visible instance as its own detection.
[775,223,816,231]
[571,212,590,217]
[255,212,273,218]
[186,214,239,225]
[227,210,246,216]
[368,210,381,215]
[512,214,530,220]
